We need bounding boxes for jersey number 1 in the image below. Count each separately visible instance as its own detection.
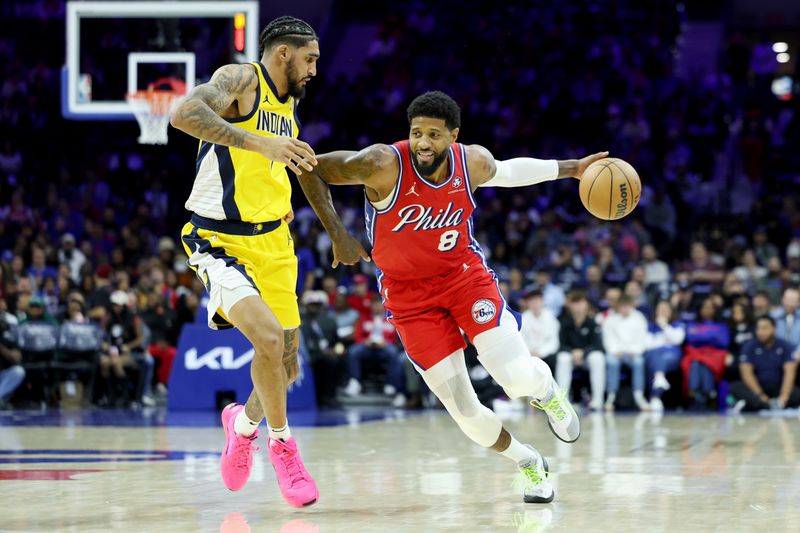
[438,230,460,252]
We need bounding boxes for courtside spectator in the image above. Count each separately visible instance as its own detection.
[0,308,24,408]
[602,294,649,410]
[98,290,153,406]
[730,316,799,411]
[300,290,344,407]
[520,289,560,370]
[682,298,729,409]
[344,296,404,405]
[556,290,606,410]
[727,301,754,381]
[140,290,178,394]
[643,300,685,411]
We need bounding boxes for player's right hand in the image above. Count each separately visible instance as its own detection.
[331,234,371,268]
[257,137,318,175]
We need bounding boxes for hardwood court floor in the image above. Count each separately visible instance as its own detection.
[1,408,799,532]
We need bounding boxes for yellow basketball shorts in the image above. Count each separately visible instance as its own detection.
[180,214,300,330]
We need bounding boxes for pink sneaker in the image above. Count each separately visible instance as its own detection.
[268,437,319,507]
[220,403,259,491]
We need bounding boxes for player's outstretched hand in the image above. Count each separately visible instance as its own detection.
[575,151,610,179]
[257,137,318,175]
[331,234,371,268]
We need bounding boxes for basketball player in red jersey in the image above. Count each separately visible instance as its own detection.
[299,91,608,503]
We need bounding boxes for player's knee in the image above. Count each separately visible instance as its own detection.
[451,403,501,448]
[252,329,284,366]
[435,377,501,447]
[557,351,572,366]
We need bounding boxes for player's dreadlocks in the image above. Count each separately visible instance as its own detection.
[259,16,317,56]
[407,91,461,130]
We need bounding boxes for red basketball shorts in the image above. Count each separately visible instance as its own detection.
[378,254,521,370]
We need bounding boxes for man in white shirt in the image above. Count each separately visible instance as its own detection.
[640,244,671,291]
[602,294,649,410]
[57,233,86,285]
[772,287,800,357]
[520,289,560,369]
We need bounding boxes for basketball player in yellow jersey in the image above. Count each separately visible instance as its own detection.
[170,16,366,507]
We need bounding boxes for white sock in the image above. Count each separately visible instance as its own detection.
[499,435,534,463]
[234,409,260,437]
[268,423,292,441]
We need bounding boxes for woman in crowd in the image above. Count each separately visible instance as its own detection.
[726,301,754,382]
[681,298,730,409]
[644,300,686,411]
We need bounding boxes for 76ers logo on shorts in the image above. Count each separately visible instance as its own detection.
[472,299,496,324]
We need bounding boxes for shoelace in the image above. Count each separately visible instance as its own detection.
[531,389,568,421]
[274,442,307,484]
[511,461,544,493]
[232,438,259,469]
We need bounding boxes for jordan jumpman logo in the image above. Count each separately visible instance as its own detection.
[405,183,420,197]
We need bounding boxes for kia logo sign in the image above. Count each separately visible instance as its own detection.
[185,347,254,370]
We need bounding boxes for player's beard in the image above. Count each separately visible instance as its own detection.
[413,149,448,177]
[286,61,306,100]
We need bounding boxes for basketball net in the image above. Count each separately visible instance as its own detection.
[126,78,186,145]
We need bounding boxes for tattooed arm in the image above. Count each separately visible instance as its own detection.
[296,144,398,266]
[283,328,300,385]
[170,64,317,174]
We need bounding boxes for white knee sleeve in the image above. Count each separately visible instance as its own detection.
[474,317,552,400]
[417,350,502,448]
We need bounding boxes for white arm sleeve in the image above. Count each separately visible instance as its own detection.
[480,158,559,187]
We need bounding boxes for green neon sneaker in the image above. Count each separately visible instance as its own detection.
[513,445,554,504]
[531,381,581,443]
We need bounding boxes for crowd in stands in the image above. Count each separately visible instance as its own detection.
[1,1,799,411]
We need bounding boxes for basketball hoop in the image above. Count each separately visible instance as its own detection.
[126,77,186,145]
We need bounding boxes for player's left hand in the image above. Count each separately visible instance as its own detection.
[575,151,610,179]
[332,234,371,267]
[282,209,294,224]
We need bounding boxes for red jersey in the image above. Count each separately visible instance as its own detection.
[365,140,478,282]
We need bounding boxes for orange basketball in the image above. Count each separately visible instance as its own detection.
[578,157,641,220]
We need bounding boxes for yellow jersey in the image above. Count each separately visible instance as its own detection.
[185,62,300,223]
